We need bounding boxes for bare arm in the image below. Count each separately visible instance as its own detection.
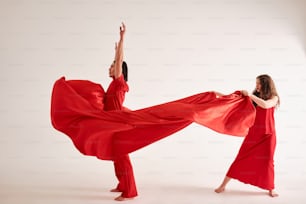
[241,90,278,109]
[113,22,126,79]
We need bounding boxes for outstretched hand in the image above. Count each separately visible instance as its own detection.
[241,90,249,96]
[119,22,126,38]
[114,22,125,51]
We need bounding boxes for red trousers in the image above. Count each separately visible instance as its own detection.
[113,155,138,198]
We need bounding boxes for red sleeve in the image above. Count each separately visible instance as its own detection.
[113,75,129,92]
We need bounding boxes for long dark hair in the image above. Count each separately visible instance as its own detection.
[252,74,280,106]
[122,61,128,82]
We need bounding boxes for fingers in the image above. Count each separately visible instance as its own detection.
[120,22,126,32]
[121,22,125,30]
[241,90,248,96]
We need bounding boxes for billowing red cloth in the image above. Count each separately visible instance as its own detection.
[51,76,256,160]
[226,106,276,190]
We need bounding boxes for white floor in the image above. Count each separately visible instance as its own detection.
[1,125,305,204]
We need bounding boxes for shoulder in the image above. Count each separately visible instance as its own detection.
[112,75,129,91]
[113,75,126,85]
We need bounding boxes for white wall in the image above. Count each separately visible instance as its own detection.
[1,0,305,203]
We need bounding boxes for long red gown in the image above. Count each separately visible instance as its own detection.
[226,106,277,190]
[50,76,256,161]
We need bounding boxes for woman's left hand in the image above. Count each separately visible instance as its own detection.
[120,22,126,38]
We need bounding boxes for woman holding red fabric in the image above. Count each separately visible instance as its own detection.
[50,22,259,201]
[103,22,137,201]
[214,74,280,197]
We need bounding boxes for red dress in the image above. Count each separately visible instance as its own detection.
[104,75,137,198]
[226,106,277,190]
[50,76,256,160]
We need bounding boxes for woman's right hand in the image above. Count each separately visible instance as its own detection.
[241,90,249,96]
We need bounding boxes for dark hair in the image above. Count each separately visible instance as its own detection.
[252,74,280,106]
[122,61,128,81]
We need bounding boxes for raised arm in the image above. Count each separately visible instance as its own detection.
[113,22,126,79]
[241,90,278,109]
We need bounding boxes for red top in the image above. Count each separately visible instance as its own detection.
[104,75,129,111]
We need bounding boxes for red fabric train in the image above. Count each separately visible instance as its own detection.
[51,76,256,160]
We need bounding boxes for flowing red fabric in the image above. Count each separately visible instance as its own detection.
[51,76,256,160]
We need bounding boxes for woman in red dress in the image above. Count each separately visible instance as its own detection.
[103,23,138,201]
[50,23,258,201]
[214,74,280,197]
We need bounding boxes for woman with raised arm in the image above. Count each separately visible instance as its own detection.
[50,23,258,202]
[103,23,137,201]
[215,74,280,197]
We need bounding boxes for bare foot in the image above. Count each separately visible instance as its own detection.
[214,186,225,193]
[114,196,134,201]
[110,188,122,192]
[268,190,279,197]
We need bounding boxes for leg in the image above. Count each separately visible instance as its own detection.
[113,155,138,201]
[114,196,134,201]
[215,176,231,193]
[268,189,279,197]
[111,160,123,192]
[110,188,122,193]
